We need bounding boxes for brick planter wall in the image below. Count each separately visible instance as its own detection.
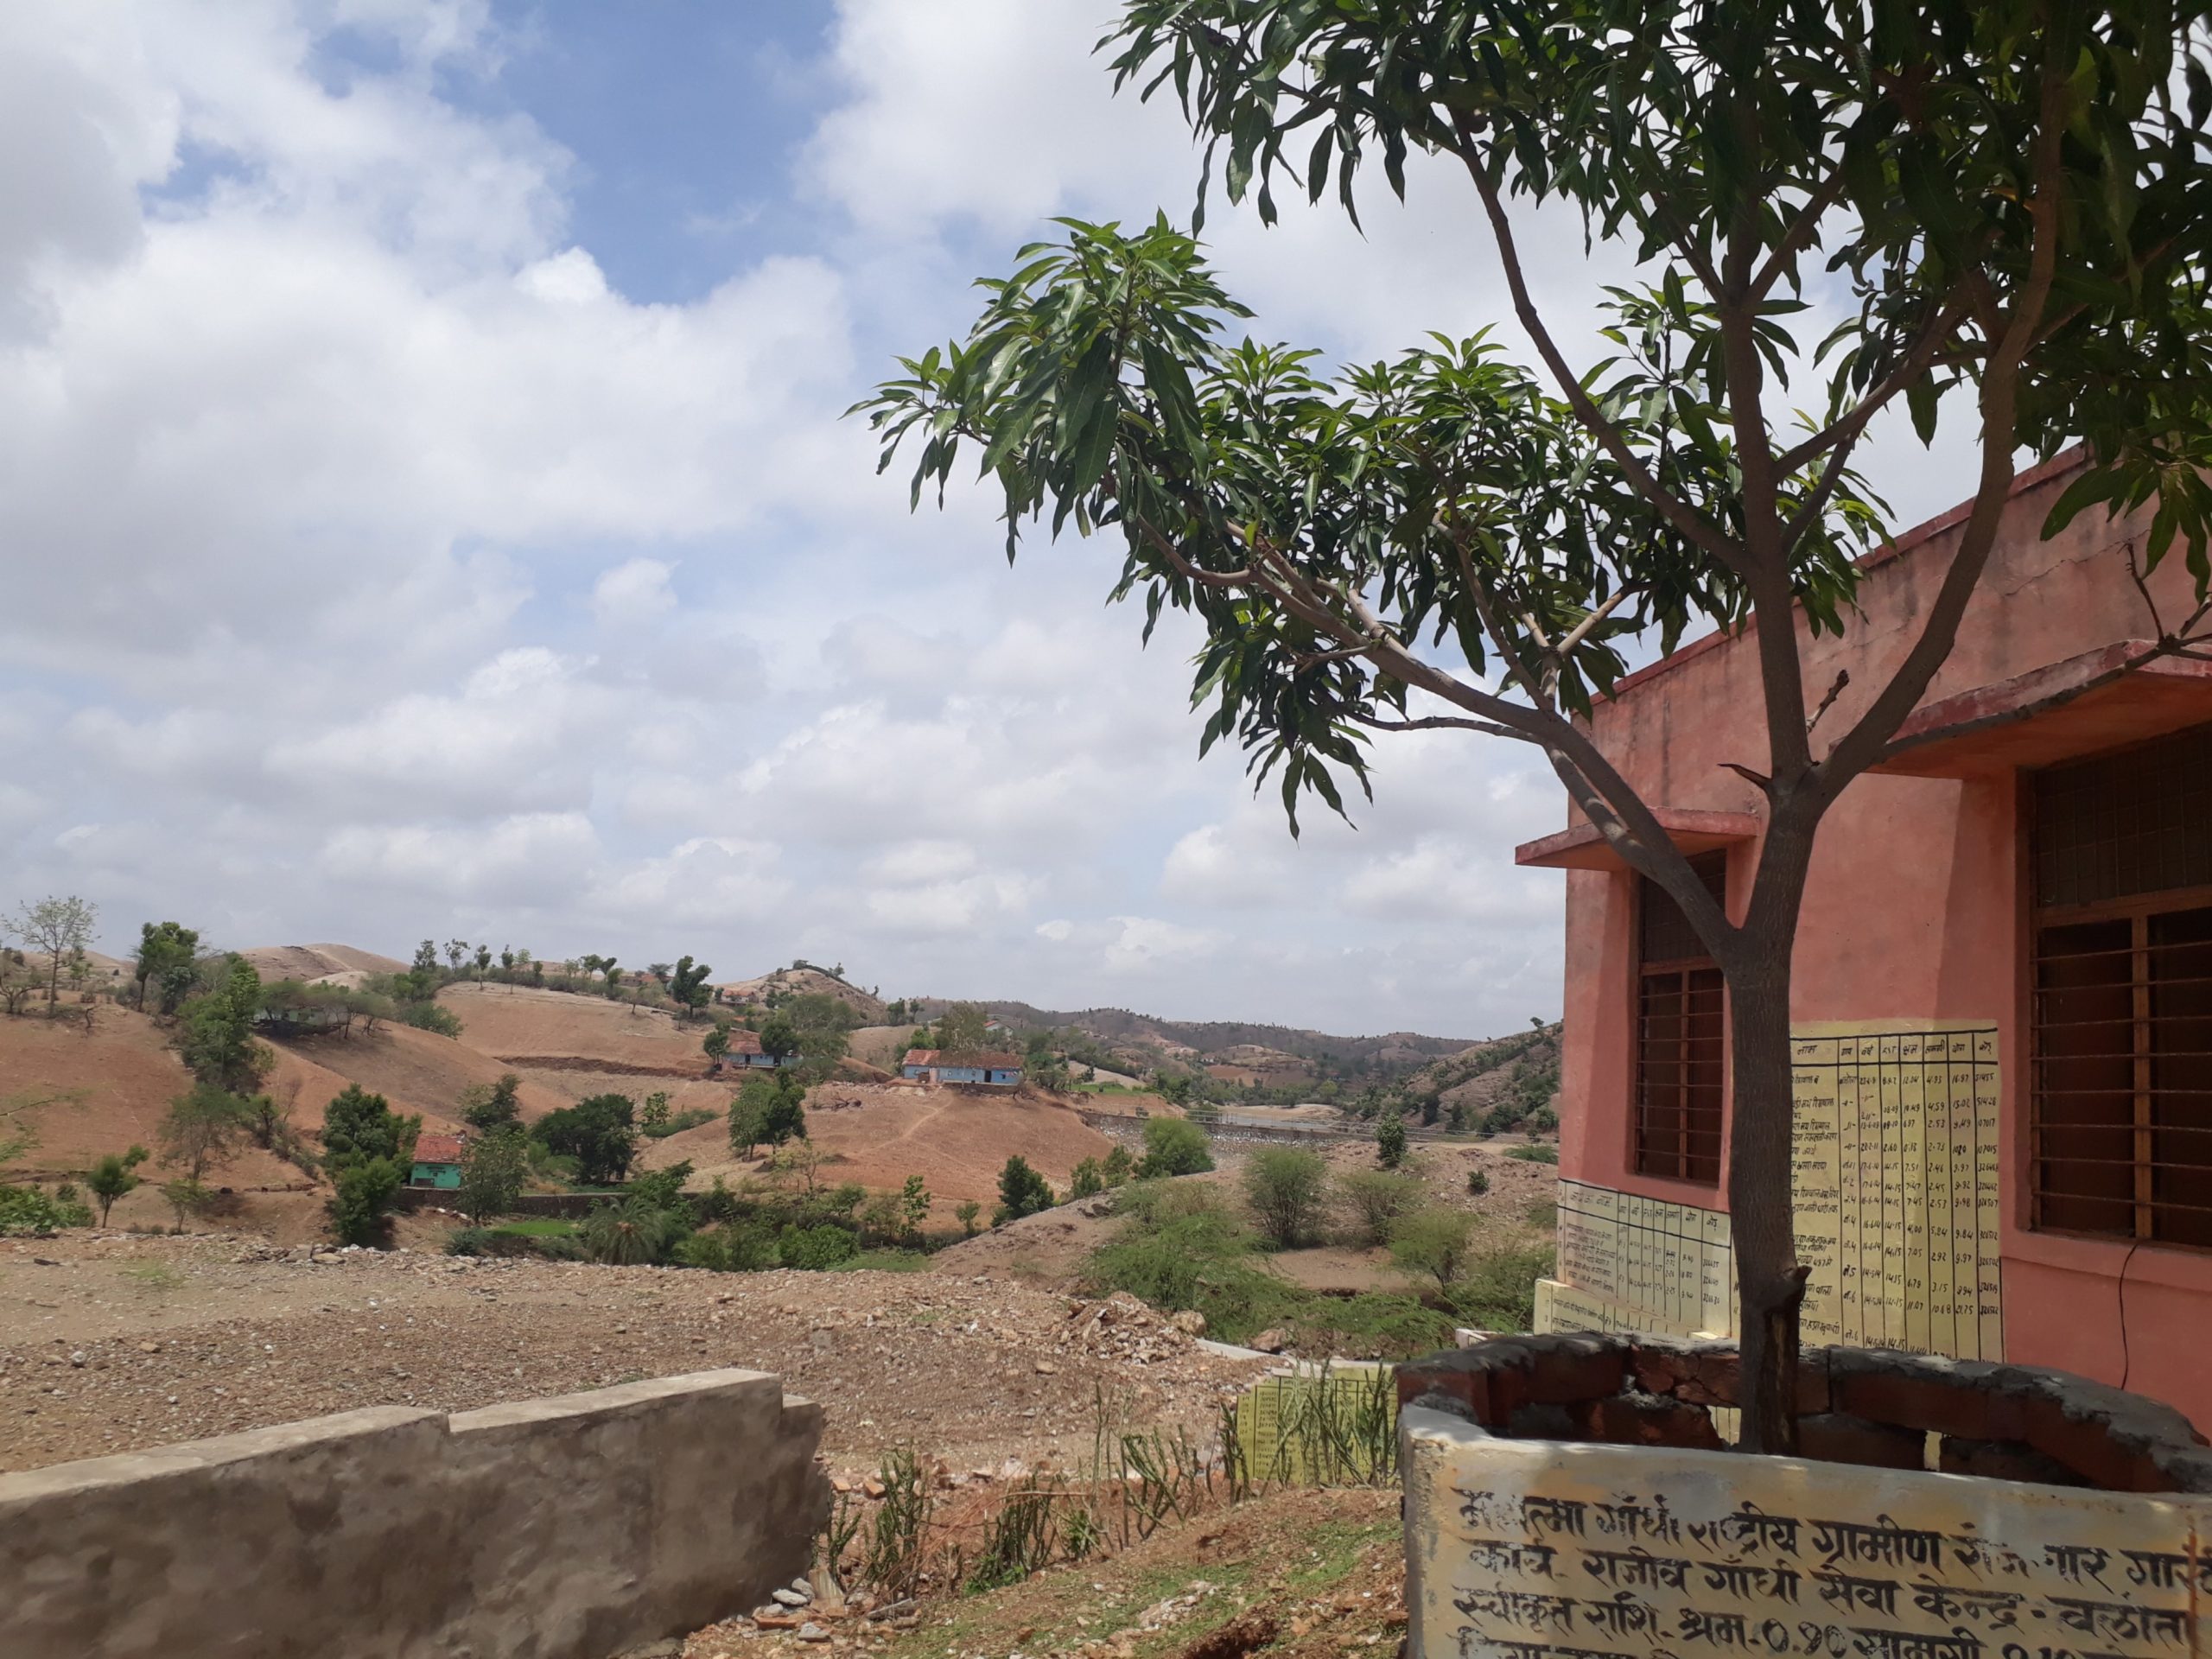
[1397,1332,2212,1491]
[1400,1334,2212,1659]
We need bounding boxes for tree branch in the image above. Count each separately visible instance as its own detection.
[1819,27,2074,791]
[1449,119,1751,578]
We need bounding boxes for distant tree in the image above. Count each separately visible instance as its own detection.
[460,1072,523,1133]
[473,944,492,980]
[757,1015,801,1065]
[321,1084,421,1173]
[157,1084,251,1183]
[582,1196,680,1266]
[728,1086,767,1159]
[1068,1156,1106,1199]
[1102,1145,1135,1187]
[532,1093,639,1185]
[702,1024,730,1065]
[648,962,674,986]
[900,1173,931,1243]
[1243,1147,1329,1249]
[499,946,515,973]
[995,1155,1055,1224]
[330,1159,403,1247]
[954,1199,982,1238]
[12,895,97,1009]
[1134,1116,1213,1179]
[243,1087,295,1152]
[177,955,274,1095]
[1375,1114,1408,1171]
[409,940,440,999]
[86,1145,150,1225]
[455,1128,528,1226]
[603,963,624,998]
[132,921,200,1015]
[626,1159,695,1210]
[1391,1209,1479,1297]
[639,1090,671,1131]
[935,1002,989,1054]
[757,1073,809,1147]
[161,1177,213,1235]
[670,956,714,1014]
[444,939,469,975]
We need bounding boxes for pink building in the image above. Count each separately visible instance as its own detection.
[1525,449,2212,1431]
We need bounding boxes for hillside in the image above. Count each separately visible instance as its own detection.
[1402,1023,1563,1128]
[638,1081,1113,1206]
[236,943,405,983]
[717,964,887,1024]
[955,1001,1480,1071]
[435,982,707,1072]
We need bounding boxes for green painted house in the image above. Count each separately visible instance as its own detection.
[409,1132,466,1190]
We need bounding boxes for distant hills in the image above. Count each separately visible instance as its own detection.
[943,1000,1485,1068]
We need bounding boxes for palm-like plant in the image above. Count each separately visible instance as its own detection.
[582,1197,674,1267]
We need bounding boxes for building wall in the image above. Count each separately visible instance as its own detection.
[0,1369,828,1659]
[1551,454,2212,1427]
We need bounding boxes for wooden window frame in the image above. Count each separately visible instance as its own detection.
[1631,852,1729,1186]
[2028,726,2212,1251]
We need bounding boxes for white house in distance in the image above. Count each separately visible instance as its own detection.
[711,1030,791,1074]
[900,1048,1023,1087]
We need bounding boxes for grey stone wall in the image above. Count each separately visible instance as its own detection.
[0,1368,828,1659]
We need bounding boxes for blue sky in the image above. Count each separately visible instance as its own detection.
[0,2,1982,1038]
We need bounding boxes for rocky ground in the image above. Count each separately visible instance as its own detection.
[0,1230,1268,1478]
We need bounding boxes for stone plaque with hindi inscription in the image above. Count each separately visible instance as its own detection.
[1404,1407,2207,1659]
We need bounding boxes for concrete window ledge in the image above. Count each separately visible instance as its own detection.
[0,1368,829,1659]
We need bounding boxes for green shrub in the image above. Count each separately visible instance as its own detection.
[445,1227,492,1256]
[1291,1292,1457,1360]
[0,1184,92,1235]
[1085,1205,1292,1344]
[1507,1144,1559,1164]
[1452,1244,1556,1333]
[675,1221,781,1272]
[329,1158,402,1247]
[1133,1116,1212,1179]
[642,1108,715,1140]
[1242,1147,1329,1249]
[1338,1168,1423,1245]
[782,1223,859,1270]
[580,1197,680,1265]
[1375,1114,1408,1169]
[400,1001,464,1038]
[1067,1156,1106,1198]
[994,1154,1055,1224]
[1465,1166,1491,1196]
[1389,1207,1478,1294]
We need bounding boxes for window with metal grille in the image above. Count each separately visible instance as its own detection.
[2031,723,2212,1248]
[1635,851,1728,1184]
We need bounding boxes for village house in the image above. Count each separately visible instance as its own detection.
[408,1132,466,1191]
[1526,449,2212,1430]
[900,1048,1023,1086]
[712,1030,790,1073]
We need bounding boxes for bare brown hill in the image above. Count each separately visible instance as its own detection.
[639,1081,1113,1206]
[237,943,405,982]
[261,1022,571,1132]
[435,982,709,1071]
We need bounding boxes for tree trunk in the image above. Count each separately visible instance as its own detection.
[1726,820,1817,1455]
[1726,964,1807,1454]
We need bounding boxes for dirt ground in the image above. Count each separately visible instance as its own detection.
[643,1083,1118,1208]
[0,1230,1268,1478]
[437,981,712,1071]
[685,1485,1408,1659]
[237,943,405,982]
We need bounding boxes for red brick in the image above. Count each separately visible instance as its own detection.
[1397,1364,1496,1428]
[1586,1392,1727,1452]
[1832,1371,2021,1441]
[2020,1397,2171,1492]
[1796,1412,1926,1471]
[1517,1345,1630,1407]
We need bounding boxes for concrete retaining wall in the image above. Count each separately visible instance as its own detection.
[0,1369,828,1659]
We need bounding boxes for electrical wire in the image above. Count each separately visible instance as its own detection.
[2118,1236,2144,1392]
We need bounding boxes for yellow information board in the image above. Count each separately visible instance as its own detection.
[1537,1019,2004,1360]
